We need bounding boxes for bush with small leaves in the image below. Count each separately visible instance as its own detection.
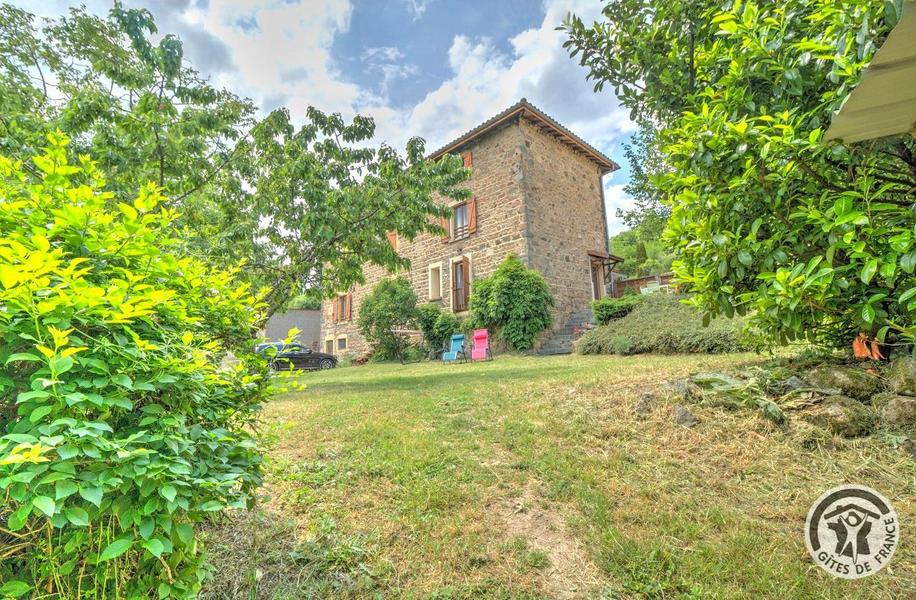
[469,255,553,351]
[0,135,270,598]
[591,295,643,325]
[356,277,420,360]
[576,294,748,355]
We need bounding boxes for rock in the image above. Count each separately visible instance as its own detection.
[903,439,916,461]
[805,365,883,401]
[673,405,699,427]
[876,394,916,433]
[633,393,655,419]
[665,379,703,402]
[886,356,916,396]
[802,395,875,438]
[784,376,808,391]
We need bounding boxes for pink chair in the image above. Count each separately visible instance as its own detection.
[470,328,492,361]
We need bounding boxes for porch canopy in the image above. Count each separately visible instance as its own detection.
[825,1,916,143]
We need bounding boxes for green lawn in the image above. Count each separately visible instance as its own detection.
[202,354,914,599]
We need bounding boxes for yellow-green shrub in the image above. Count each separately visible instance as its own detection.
[0,134,269,598]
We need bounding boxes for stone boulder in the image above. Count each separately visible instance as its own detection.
[804,365,883,401]
[802,395,875,438]
[633,393,656,419]
[673,405,699,428]
[874,393,916,433]
[886,356,916,396]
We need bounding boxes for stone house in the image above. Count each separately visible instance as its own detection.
[321,99,621,356]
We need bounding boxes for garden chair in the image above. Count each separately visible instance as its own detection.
[441,334,466,363]
[470,328,493,361]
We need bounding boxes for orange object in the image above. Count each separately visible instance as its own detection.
[869,338,885,360]
[853,332,870,359]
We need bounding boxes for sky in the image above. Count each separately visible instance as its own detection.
[17,0,637,235]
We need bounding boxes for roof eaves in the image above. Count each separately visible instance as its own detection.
[428,99,619,174]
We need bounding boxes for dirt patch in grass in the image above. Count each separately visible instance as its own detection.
[492,480,604,599]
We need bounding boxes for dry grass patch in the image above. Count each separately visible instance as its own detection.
[203,354,914,599]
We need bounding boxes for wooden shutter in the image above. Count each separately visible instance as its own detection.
[461,151,472,168]
[440,215,450,244]
[467,197,477,234]
[450,261,458,310]
[387,231,397,250]
[461,258,470,310]
[345,292,352,321]
[331,296,339,322]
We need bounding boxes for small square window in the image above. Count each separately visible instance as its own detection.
[337,337,347,351]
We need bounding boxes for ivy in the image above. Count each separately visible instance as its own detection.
[469,255,554,351]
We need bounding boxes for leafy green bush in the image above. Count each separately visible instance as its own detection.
[591,295,643,325]
[576,294,748,355]
[563,2,913,349]
[356,277,420,360]
[469,255,553,351]
[0,136,270,598]
[418,304,460,355]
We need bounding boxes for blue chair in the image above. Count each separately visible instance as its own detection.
[441,334,466,363]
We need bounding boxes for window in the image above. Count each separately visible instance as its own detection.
[461,150,472,168]
[332,293,352,323]
[325,339,333,353]
[337,337,348,351]
[452,256,470,312]
[428,263,442,300]
[454,203,469,238]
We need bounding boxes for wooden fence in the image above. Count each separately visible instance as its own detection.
[609,272,676,298]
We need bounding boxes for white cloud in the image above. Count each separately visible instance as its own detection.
[403,0,433,21]
[603,183,636,236]
[18,0,634,233]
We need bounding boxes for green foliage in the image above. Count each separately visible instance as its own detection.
[356,277,420,360]
[418,304,460,354]
[576,294,749,355]
[591,295,643,325]
[469,255,553,351]
[0,4,470,316]
[563,1,916,349]
[0,136,270,597]
[609,225,674,278]
[617,124,672,237]
[287,294,322,311]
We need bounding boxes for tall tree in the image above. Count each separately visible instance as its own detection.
[0,2,469,315]
[563,0,916,347]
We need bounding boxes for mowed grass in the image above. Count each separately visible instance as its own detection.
[202,354,915,599]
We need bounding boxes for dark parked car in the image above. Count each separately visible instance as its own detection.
[255,342,337,371]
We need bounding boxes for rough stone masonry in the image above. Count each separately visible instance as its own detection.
[321,99,619,357]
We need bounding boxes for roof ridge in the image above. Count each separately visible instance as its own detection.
[427,98,619,173]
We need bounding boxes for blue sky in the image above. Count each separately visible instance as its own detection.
[19,0,636,234]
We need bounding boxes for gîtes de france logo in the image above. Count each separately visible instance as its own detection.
[805,484,900,579]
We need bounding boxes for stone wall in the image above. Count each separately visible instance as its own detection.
[321,115,610,357]
[518,117,609,333]
[321,122,529,357]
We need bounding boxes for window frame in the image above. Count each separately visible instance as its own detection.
[428,261,443,301]
[450,255,471,313]
[453,202,470,239]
